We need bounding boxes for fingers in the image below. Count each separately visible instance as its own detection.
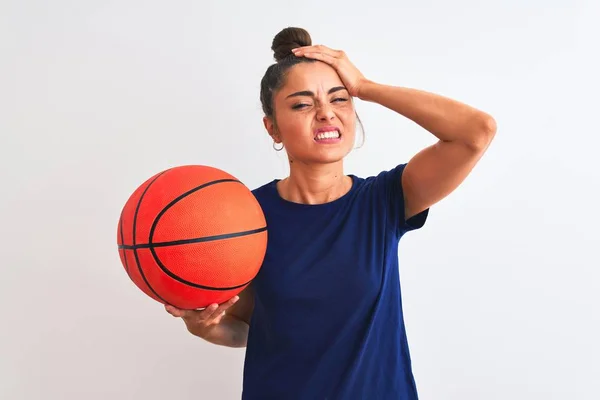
[292,45,345,68]
[201,303,221,321]
[210,295,240,321]
[292,45,343,59]
[296,51,338,66]
[164,296,240,326]
[165,304,187,318]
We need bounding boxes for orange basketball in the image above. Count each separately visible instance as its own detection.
[117,165,267,310]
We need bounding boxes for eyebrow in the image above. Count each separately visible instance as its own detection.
[285,86,347,99]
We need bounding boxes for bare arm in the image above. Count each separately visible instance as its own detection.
[165,284,255,348]
[226,282,255,325]
[357,82,497,219]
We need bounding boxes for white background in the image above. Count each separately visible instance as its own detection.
[1,1,599,399]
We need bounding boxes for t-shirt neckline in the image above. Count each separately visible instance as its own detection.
[269,174,359,209]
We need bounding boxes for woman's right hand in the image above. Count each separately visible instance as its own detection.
[165,296,240,338]
[165,285,253,348]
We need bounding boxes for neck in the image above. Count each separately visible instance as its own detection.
[277,161,352,205]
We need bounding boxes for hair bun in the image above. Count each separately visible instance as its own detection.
[271,27,312,62]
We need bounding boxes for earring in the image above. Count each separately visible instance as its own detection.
[273,142,284,151]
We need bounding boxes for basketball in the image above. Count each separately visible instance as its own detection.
[117,165,267,310]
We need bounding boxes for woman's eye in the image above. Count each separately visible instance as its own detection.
[332,97,348,103]
[292,103,310,110]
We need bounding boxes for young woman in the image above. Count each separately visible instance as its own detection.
[166,27,496,399]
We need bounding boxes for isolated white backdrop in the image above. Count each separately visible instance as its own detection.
[1,1,599,399]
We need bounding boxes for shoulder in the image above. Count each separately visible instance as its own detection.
[251,179,276,196]
[353,163,408,193]
[250,179,279,208]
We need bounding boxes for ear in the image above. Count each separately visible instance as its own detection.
[263,116,281,143]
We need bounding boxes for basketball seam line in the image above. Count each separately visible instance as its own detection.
[118,226,267,250]
[132,170,170,303]
[118,211,130,276]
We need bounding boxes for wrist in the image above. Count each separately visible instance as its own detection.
[188,315,248,348]
[355,79,378,101]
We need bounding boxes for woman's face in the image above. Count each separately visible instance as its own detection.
[266,61,357,165]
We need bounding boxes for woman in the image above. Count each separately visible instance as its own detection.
[166,27,496,399]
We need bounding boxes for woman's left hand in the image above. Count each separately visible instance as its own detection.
[292,45,367,98]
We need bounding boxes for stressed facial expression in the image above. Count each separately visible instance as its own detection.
[266,62,356,165]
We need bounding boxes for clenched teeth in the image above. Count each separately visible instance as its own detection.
[315,131,340,140]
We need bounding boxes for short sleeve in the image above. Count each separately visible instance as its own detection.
[373,163,429,237]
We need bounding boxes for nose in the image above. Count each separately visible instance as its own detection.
[316,102,335,122]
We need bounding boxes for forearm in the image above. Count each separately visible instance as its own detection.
[357,80,496,149]
[188,315,249,348]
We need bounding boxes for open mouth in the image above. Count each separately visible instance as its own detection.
[314,129,341,142]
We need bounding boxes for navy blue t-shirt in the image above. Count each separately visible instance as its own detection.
[242,163,428,400]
